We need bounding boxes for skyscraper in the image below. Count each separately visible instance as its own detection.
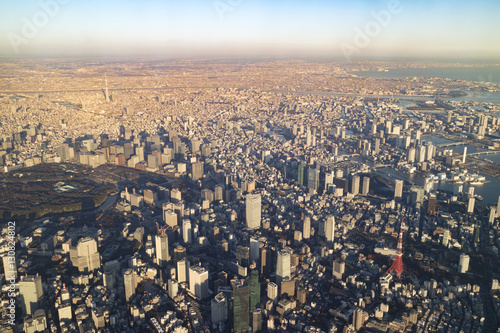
[177,258,190,283]
[351,175,360,195]
[231,279,250,333]
[189,265,209,300]
[394,180,404,199]
[459,254,470,273]
[123,269,137,302]
[307,168,320,192]
[302,216,311,239]
[468,197,475,214]
[248,270,260,310]
[276,250,291,285]
[183,219,192,244]
[191,161,204,180]
[211,292,228,325]
[362,176,370,196]
[325,215,335,242]
[297,163,306,186]
[249,237,260,264]
[19,275,43,316]
[70,237,101,273]
[155,234,170,267]
[246,194,261,230]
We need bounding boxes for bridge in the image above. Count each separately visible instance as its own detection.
[468,151,500,156]
[437,141,466,148]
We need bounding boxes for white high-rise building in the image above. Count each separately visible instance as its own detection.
[189,265,209,300]
[70,237,101,273]
[246,194,261,230]
[459,254,470,273]
[123,269,137,302]
[276,250,291,285]
[302,216,311,239]
[267,282,278,301]
[183,219,192,244]
[19,275,43,315]
[325,215,335,242]
[155,234,170,267]
[177,259,190,284]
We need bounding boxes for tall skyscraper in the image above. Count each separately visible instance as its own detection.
[307,168,320,192]
[189,265,209,300]
[468,197,475,213]
[19,275,43,316]
[276,250,291,285]
[249,237,260,264]
[70,237,101,273]
[211,292,228,325]
[353,308,366,330]
[191,161,204,180]
[183,219,192,244]
[325,215,335,242]
[123,269,137,302]
[177,259,190,284]
[302,216,311,239]
[459,254,470,273]
[267,282,278,301]
[155,234,170,267]
[394,180,404,199]
[427,194,437,215]
[362,176,370,196]
[297,163,306,186]
[231,279,251,333]
[246,194,262,230]
[351,175,360,195]
[248,270,260,310]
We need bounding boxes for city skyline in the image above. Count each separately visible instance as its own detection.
[0,0,499,60]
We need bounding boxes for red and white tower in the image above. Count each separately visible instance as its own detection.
[387,221,404,279]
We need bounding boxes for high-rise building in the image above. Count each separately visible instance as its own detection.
[155,234,170,267]
[177,259,190,284]
[164,209,177,227]
[214,185,224,201]
[468,197,475,213]
[19,275,43,316]
[211,292,228,325]
[353,308,366,330]
[459,254,470,273]
[231,279,250,333]
[252,308,263,333]
[123,269,137,302]
[496,195,500,218]
[191,162,204,180]
[173,245,186,263]
[333,260,345,280]
[302,216,311,239]
[183,219,192,244]
[362,176,370,196]
[189,265,209,300]
[168,279,178,299]
[307,168,320,192]
[70,237,101,273]
[276,250,291,285]
[249,237,260,264]
[427,194,437,215]
[267,282,278,301]
[248,270,260,310]
[394,180,404,199]
[325,215,335,242]
[410,186,425,208]
[351,175,360,195]
[246,194,261,230]
[443,229,450,247]
[297,163,306,186]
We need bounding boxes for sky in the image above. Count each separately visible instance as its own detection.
[0,0,499,60]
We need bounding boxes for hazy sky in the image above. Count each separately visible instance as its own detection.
[1,0,499,60]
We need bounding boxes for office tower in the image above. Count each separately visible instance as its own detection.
[307,168,320,192]
[459,254,470,273]
[260,248,272,275]
[155,234,170,267]
[297,163,306,186]
[191,161,204,180]
[374,137,380,154]
[183,219,192,244]
[443,229,450,247]
[408,147,416,163]
[248,270,260,310]
[353,308,366,330]
[306,128,312,146]
[190,138,202,154]
[23,309,47,333]
[496,195,500,218]
[351,175,360,195]
[168,279,178,298]
[394,180,404,199]
[267,282,278,301]
[177,259,190,284]
[325,215,335,242]
[231,279,251,333]
[447,111,452,123]
[463,147,467,164]
[173,245,186,263]
[123,269,137,302]
[70,237,101,273]
[250,237,260,264]
[427,194,437,215]
[333,260,345,280]
[211,292,228,325]
[164,209,177,227]
[302,216,311,239]
[214,185,224,201]
[410,186,425,208]
[252,309,263,333]
[276,250,291,285]
[236,245,250,267]
[362,176,370,196]
[467,197,475,213]
[489,207,496,224]
[189,265,209,300]
[19,275,43,315]
[246,194,262,230]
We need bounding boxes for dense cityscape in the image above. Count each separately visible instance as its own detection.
[0,58,500,333]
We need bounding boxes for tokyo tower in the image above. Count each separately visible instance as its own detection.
[387,222,404,279]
